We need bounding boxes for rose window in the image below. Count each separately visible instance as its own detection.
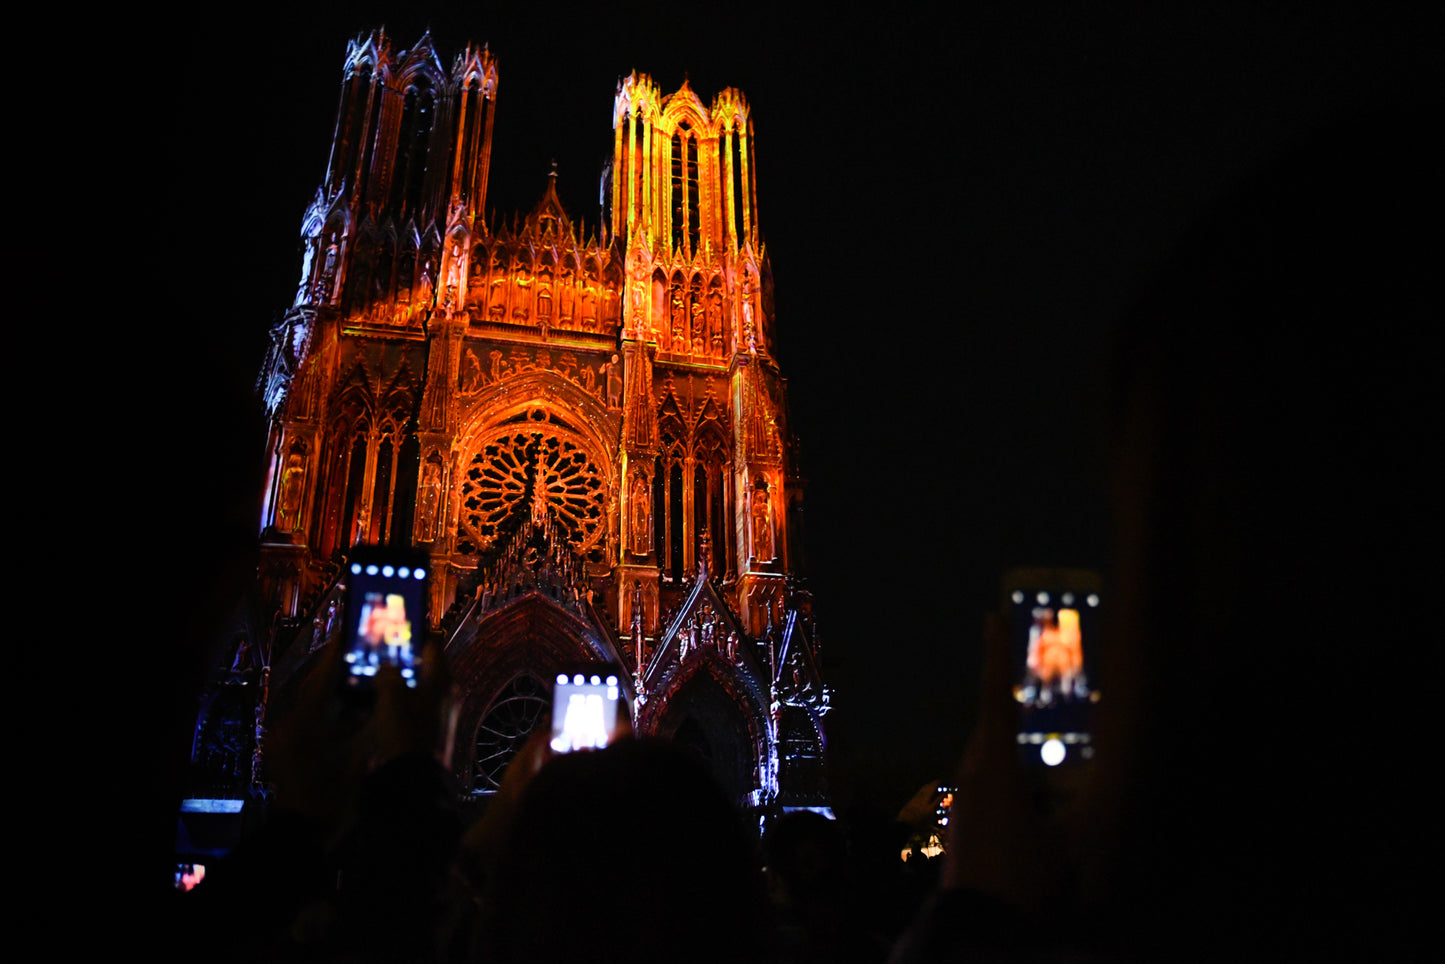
[473,675,549,792]
[457,410,607,556]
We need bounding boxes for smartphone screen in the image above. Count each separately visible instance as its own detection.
[343,548,429,689]
[1003,570,1101,768]
[550,671,622,753]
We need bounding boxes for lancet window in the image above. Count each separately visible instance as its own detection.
[670,125,701,257]
[392,78,437,220]
[654,410,732,581]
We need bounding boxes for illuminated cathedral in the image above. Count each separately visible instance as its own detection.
[190,29,829,824]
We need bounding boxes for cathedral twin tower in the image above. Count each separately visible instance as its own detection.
[247,29,827,812]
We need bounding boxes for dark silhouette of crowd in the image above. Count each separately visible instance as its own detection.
[170,102,1430,960]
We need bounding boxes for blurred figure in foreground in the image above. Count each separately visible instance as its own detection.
[896,103,1434,959]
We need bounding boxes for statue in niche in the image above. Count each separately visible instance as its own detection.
[751,484,773,561]
[557,351,577,382]
[742,277,757,353]
[580,362,596,394]
[320,241,338,294]
[513,264,533,321]
[296,240,315,296]
[418,460,441,541]
[580,282,598,330]
[488,256,507,317]
[630,471,650,554]
[446,239,465,294]
[278,452,305,531]
[670,285,686,350]
[353,504,371,547]
[628,281,647,336]
[558,267,575,325]
[602,281,619,330]
[726,631,738,662]
[488,349,505,382]
[606,354,622,409]
[535,348,551,372]
[707,292,723,354]
[461,347,483,393]
[418,258,435,310]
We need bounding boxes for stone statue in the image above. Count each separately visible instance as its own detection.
[606,354,622,408]
[602,281,619,329]
[630,471,650,553]
[461,347,483,393]
[278,453,305,531]
[558,267,575,325]
[670,286,686,349]
[418,460,441,541]
[707,292,723,354]
[752,485,773,561]
[580,282,597,329]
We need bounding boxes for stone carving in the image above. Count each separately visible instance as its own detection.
[751,483,773,561]
[277,452,305,531]
[670,283,686,350]
[512,263,533,321]
[457,345,610,404]
[417,459,442,541]
[606,354,622,408]
[461,347,483,393]
[707,292,723,356]
[630,470,650,554]
[558,265,575,324]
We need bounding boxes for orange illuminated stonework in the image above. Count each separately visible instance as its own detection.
[231,30,827,813]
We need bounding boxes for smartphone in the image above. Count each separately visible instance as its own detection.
[550,670,623,753]
[1001,568,1101,768]
[342,546,430,690]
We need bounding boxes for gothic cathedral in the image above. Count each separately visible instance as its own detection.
[207,29,829,817]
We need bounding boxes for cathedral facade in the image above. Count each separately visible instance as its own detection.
[200,29,828,817]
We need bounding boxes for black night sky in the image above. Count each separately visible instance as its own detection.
[150,1,1435,830]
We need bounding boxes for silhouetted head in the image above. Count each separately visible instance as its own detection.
[483,737,772,962]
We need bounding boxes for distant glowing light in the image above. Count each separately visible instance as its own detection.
[351,563,362,575]
[1087,594,1099,607]
[382,565,395,577]
[1041,738,1066,766]
[606,675,618,686]
[573,674,585,685]
[414,568,427,580]
[1036,592,1049,605]
[1011,591,1025,604]
[1061,592,1075,605]
[398,567,410,578]
[181,798,244,814]
[365,564,379,576]
[557,674,569,684]
[589,674,601,685]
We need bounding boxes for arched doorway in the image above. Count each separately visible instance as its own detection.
[654,670,759,806]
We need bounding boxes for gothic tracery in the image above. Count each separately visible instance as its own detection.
[242,32,828,821]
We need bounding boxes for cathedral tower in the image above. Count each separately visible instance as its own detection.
[196,31,828,822]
